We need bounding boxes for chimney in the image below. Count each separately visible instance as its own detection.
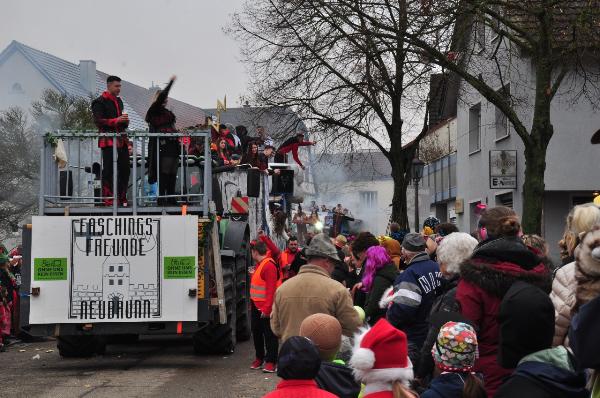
[79,60,97,94]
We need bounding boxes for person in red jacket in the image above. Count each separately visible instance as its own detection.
[258,233,299,280]
[455,206,551,397]
[275,133,315,170]
[250,240,282,373]
[91,75,130,206]
[262,336,338,398]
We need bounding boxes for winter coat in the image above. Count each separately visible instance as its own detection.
[262,380,338,398]
[364,263,398,325]
[550,261,576,348]
[495,346,588,398]
[315,361,361,398]
[91,91,128,148]
[569,294,600,370]
[271,264,361,343]
[456,237,552,398]
[386,252,443,348]
[420,372,477,398]
[146,80,180,183]
[416,274,465,380]
[331,263,350,287]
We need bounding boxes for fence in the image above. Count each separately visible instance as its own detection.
[39,130,212,216]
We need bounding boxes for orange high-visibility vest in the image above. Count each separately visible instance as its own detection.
[250,257,282,303]
[279,250,295,268]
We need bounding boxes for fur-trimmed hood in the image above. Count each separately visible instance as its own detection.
[574,228,600,309]
[460,237,551,297]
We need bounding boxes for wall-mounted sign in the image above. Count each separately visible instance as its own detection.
[489,150,517,189]
[455,198,464,214]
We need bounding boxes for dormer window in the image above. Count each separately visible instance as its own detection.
[11,83,24,94]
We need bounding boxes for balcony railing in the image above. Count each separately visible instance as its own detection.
[39,130,212,216]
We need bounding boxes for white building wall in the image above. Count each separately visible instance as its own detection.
[0,50,54,112]
[455,37,600,260]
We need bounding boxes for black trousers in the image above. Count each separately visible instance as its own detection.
[251,301,278,363]
[101,146,130,200]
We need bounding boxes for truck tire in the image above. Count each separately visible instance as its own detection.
[193,256,237,355]
[236,239,251,342]
[57,335,106,358]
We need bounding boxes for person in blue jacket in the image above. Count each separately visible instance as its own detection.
[385,233,443,368]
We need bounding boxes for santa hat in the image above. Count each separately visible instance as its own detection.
[350,318,413,385]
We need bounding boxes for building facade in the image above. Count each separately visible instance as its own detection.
[311,150,430,236]
[453,26,600,261]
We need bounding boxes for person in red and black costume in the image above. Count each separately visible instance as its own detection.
[92,75,130,206]
[146,76,179,206]
[274,132,315,170]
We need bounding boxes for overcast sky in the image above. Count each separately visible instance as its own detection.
[0,0,248,108]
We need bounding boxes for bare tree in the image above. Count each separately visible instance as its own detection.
[230,0,438,229]
[395,0,600,233]
[0,108,38,238]
[0,89,94,238]
[31,88,94,130]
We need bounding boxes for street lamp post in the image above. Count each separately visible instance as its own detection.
[411,157,425,233]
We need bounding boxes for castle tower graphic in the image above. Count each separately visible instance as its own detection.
[102,256,131,302]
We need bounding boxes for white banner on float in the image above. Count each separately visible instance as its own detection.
[29,215,198,324]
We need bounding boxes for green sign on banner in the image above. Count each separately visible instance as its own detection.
[164,256,196,279]
[34,258,68,281]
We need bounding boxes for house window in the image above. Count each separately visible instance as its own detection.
[11,82,24,94]
[360,191,377,208]
[118,266,123,272]
[109,279,114,286]
[109,266,114,272]
[118,279,123,286]
[496,192,514,208]
[469,104,481,154]
[495,85,510,140]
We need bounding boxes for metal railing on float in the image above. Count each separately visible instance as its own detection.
[39,130,212,216]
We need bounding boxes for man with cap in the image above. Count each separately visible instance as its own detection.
[384,233,443,369]
[271,233,361,344]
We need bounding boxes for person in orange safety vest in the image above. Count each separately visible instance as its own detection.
[249,240,282,374]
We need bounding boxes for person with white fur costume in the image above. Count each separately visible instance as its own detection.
[349,318,417,398]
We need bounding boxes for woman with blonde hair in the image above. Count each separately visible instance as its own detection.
[550,203,600,348]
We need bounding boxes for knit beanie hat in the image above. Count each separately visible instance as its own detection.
[300,313,342,361]
[277,336,322,380]
[402,233,426,252]
[423,216,440,236]
[432,322,478,372]
[350,318,413,385]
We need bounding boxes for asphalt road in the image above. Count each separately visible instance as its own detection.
[0,337,278,398]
